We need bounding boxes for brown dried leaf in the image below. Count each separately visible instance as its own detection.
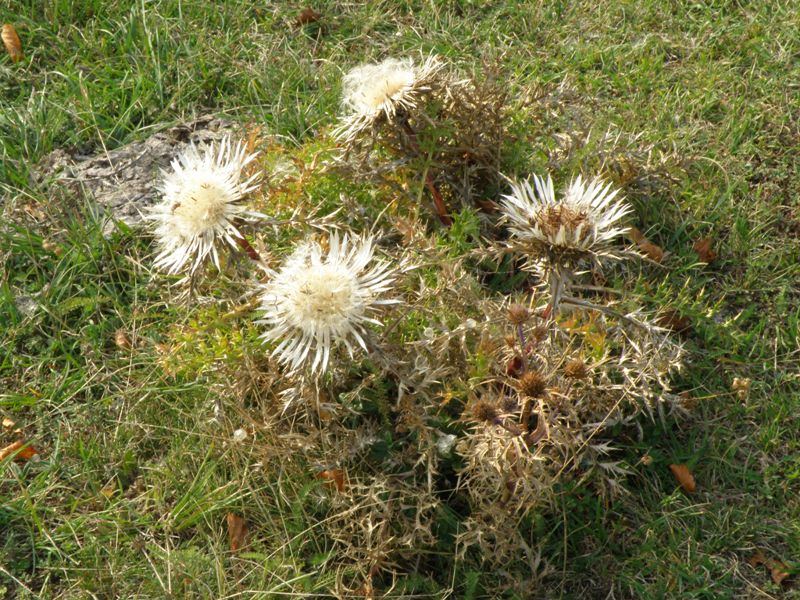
[295,8,322,26]
[629,227,665,263]
[0,440,39,462]
[115,328,132,350]
[748,550,767,567]
[768,559,790,585]
[669,463,696,493]
[2,24,23,63]
[678,391,698,410]
[245,124,262,155]
[656,309,692,333]
[693,238,717,263]
[226,513,248,552]
[732,377,752,401]
[317,468,345,492]
[749,550,791,585]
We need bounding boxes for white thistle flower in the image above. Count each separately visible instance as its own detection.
[148,136,261,275]
[334,56,445,143]
[501,174,631,264]
[257,234,399,374]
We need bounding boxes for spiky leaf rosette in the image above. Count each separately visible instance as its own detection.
[501,173,632,272]
[148,136,261,275]
[257,233,399,374]
[333,55,446,145]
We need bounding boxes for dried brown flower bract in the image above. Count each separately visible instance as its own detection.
[518,371,548,398]
[563,358,589,379]
[471,400,499,423]
[507,303,530,325]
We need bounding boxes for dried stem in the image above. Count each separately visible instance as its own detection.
[560,295,658,331]
[235,234,262,263]
[397,116,453,226]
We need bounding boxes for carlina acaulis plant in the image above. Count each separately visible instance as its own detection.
[334,55,453,225]
[147,135,265,277]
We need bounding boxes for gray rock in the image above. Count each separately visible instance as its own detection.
[33,116,238,234]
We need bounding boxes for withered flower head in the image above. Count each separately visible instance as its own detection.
[518,371,547,398]
[507,303,530,325]
[564,358,589,379]
[471,401,499,423]
[334,55,446,143]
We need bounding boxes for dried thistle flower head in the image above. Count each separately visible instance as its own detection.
[501,174,631,267]
[507,303,530,325]
[471,400,499,423]
[148,136,261,274]
[518,371,547,398]
[334,56,445,143]
[257,233,399,374]
[564,358,589,379]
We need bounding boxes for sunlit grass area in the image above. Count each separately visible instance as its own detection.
[2,1,800,598]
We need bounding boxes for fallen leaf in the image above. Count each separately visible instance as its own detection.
[629,227,666,263]
[749,550,791,585]
[2,417,15,429]
[678,391,698,410]
[2,24,23,63]
[748,550,767,567]
[226,513,248,552]
[732,377,751,401]
[669,463,696,492]
[769,559,790,585]
[656,309,692,333]
[295,7,322,26]
[317,468,345,492]
[693,238,717,263]
[245,124,262,155]
[115,328,132,350]
[100,485,116,499]
[0,440,39,462]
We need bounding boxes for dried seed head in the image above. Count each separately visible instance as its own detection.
[564,358,589,379]
[531,325,548,342]
[503,334,516,348]
[518,371,547,398]
[471,401,498,423]
[507,303,530,325]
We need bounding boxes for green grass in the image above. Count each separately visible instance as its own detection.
[2,0,800,598]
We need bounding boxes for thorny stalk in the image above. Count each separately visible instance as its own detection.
[397,114,453,226]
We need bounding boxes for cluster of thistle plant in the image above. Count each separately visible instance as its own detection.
[333,56,512,224]
[143,55,683,591]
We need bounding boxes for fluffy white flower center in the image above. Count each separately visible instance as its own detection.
[291,265,357,327]
[362,71,415,109]
[171,181,231,237]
